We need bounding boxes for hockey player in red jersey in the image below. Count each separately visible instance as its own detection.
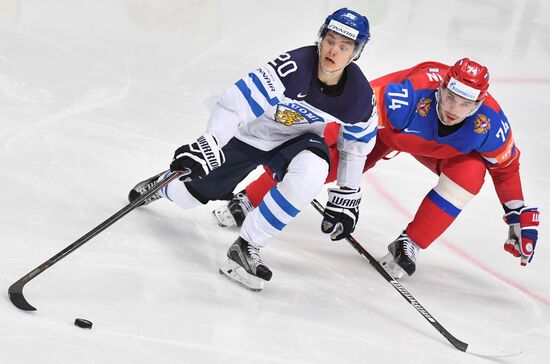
[213,58,540,279]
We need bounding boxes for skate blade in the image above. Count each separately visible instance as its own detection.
[219,259,264,291]
[379,253,405,280]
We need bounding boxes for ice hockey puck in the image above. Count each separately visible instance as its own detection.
[74,318,93,329]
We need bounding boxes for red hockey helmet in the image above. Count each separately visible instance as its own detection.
[443,58,490,102]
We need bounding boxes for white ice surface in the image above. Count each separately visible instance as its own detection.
[1,1,549,363]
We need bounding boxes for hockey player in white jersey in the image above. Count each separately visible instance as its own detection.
[129,8,378,291]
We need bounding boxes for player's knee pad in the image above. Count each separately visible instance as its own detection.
[432,172,476,212]
[439,154,486,195]
[240,150,328,247]
[277,150,329,207]
[241,151,328,247]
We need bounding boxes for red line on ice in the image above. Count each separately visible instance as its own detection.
[368,175,550,306]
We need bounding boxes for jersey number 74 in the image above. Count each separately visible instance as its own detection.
[387,88,409,110]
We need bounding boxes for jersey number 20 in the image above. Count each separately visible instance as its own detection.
[268,53,298,78]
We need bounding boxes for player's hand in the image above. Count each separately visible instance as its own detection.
[170,133,225,181]
[503,206,540,266]
[321,187,361,241]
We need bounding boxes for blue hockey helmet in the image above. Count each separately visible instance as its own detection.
[317,8,370,60]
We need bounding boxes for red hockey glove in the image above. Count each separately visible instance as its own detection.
[503,206,540,266]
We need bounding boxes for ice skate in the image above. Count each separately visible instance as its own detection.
[212,191,254,227]
[128,171,167,206]
[219,237,272,291]
[380,231,420,279]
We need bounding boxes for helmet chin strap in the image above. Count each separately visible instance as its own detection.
[435,88,448,124]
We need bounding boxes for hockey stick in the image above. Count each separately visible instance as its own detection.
[311,199,521,357]
[8,170,188,311]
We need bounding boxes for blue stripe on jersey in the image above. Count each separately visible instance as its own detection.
[343,125,365,133]
[427,189,461,218]
[269,187,299,217]
[343,128,377,143]
[235,79,264,117]
[258,200,286,231]
[249,73,280,106]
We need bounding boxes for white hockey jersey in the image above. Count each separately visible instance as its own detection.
[206,45,377,188]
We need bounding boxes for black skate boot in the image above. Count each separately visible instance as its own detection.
[379,231,420,279]
[128,171,167,206]
[212,190,254,227]
[220,237,272,291]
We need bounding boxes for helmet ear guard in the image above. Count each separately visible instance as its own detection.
[352,42,366,61]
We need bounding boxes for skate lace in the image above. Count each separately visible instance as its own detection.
[402,239,419,262]
[137,178,163,203]
[138,180,157,194]
[247,245,264,266]
[234,192,254,213]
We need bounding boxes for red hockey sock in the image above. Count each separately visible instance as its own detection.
[245,171,277,207]
[406,195,456,249]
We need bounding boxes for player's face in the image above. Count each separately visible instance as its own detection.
[318,31,356,74]
[437,87,479,125]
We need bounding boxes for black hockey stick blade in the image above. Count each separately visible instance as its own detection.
[311,199,522,357]
[8,169,188,311]
[8,280,36,311]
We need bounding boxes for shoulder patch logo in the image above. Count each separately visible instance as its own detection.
[415,97,432,117]
[474,113,490,134]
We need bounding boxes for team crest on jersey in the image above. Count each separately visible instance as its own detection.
[415,97,432,117]
[473,113,490,134]
[275,103,324,126]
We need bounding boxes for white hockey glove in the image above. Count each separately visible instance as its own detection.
[321,187,361,241]
[503,206,540,266]
[170,133,225,181]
